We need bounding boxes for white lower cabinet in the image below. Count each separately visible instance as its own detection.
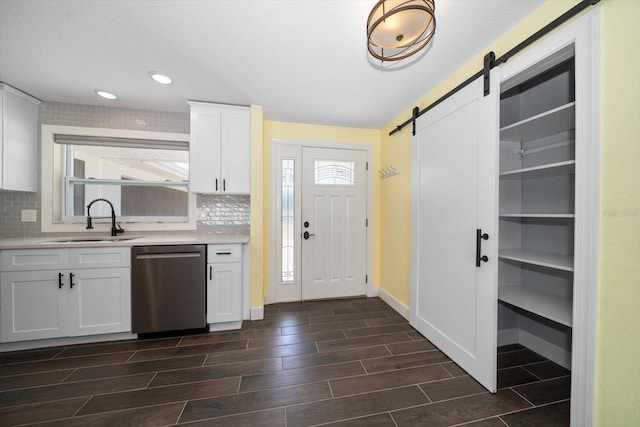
[67,267,130,337]
[0,247,131,343]
[207,244,242,329]
[1,270,68,341]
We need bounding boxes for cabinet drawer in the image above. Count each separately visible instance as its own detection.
[69,247,131,269]
[2,249,69,271]
[207,244,241,263]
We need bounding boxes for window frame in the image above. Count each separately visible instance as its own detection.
[41,124,196,233]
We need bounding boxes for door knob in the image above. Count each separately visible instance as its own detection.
[303,231,316,240]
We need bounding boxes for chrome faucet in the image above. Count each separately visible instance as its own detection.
[86,198,124,237]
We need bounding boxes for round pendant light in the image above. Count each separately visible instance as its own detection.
[367,0,436,62]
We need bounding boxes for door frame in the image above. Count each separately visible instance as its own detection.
[266,138,374,304]
[498,9,600,427]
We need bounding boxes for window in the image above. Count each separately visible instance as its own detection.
[281,159,295,282]
[314,160,356,185]
[58,136,189,220]
[41,125,194,232]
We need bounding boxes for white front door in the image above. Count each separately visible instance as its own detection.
[410,70,499,392]
[301,147,367,300]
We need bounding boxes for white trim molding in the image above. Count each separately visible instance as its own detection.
[250,306,265,321]
[267,138,374,304]
[40,125,195,233]
[499,8,601,426]
[378,288,409,320]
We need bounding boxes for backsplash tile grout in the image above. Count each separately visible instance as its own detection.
[197,194,250,234]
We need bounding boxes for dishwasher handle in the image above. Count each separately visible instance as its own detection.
[135,252,202,260]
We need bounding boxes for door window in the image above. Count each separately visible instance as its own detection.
[281,158,296,283]
[314,160,356,185]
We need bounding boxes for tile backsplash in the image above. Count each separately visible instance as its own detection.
[197,194,251,234]
[0,101,250,238]
[0,190,42,237]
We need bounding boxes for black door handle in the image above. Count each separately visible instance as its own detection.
[69,272,76,289]
[58,272,64,289]
[476,229,489,267]
[303,231,316,240]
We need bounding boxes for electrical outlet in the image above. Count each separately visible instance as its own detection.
[196,208,207,221]
[21,209,37,222]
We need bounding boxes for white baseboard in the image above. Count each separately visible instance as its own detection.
[498,328,519,346]
[498,327,571,370]
[250,306,264,321]
[519,329,572,370]
[366,285,379,298]
[378,288,410,320]
[263,292,275,305]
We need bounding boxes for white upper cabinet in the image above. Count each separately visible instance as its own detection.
[188,101,250,194]
[0,84,41,192]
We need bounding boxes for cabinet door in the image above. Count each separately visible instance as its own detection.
[220,107,250,193]
[189,102,222,193]
[207,262,242,323]
[410,70,499,392]
[1,85,41,192]
[0,271,68,342]
[68,267,131,336]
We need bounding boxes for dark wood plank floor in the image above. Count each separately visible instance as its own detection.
[0,297,570,426]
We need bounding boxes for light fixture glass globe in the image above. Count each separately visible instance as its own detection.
[367,0,436,62]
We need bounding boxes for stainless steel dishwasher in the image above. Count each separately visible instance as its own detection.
[131,245,206,334]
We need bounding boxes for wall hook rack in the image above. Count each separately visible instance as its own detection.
[379,166,400,179]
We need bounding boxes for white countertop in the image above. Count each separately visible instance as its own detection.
[0,232,250,250]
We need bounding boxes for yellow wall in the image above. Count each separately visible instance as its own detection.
[250,0,639,421]
[379,0,584,304]
[258,121,380,304]
[597,0,640,423]
[378,0,640,423]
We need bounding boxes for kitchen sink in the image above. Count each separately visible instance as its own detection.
[38,235,143,244]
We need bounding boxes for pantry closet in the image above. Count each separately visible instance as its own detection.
[410,9,599,427]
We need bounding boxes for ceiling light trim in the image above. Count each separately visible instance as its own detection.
[95,90,117,100]
[149,72,173,85]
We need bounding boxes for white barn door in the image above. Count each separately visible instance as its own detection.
[410,70,499,392]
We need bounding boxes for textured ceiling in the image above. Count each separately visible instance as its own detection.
[0,0,543,129]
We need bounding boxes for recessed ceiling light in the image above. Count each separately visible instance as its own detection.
[149,72,172,85]
[95,90,117,100]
